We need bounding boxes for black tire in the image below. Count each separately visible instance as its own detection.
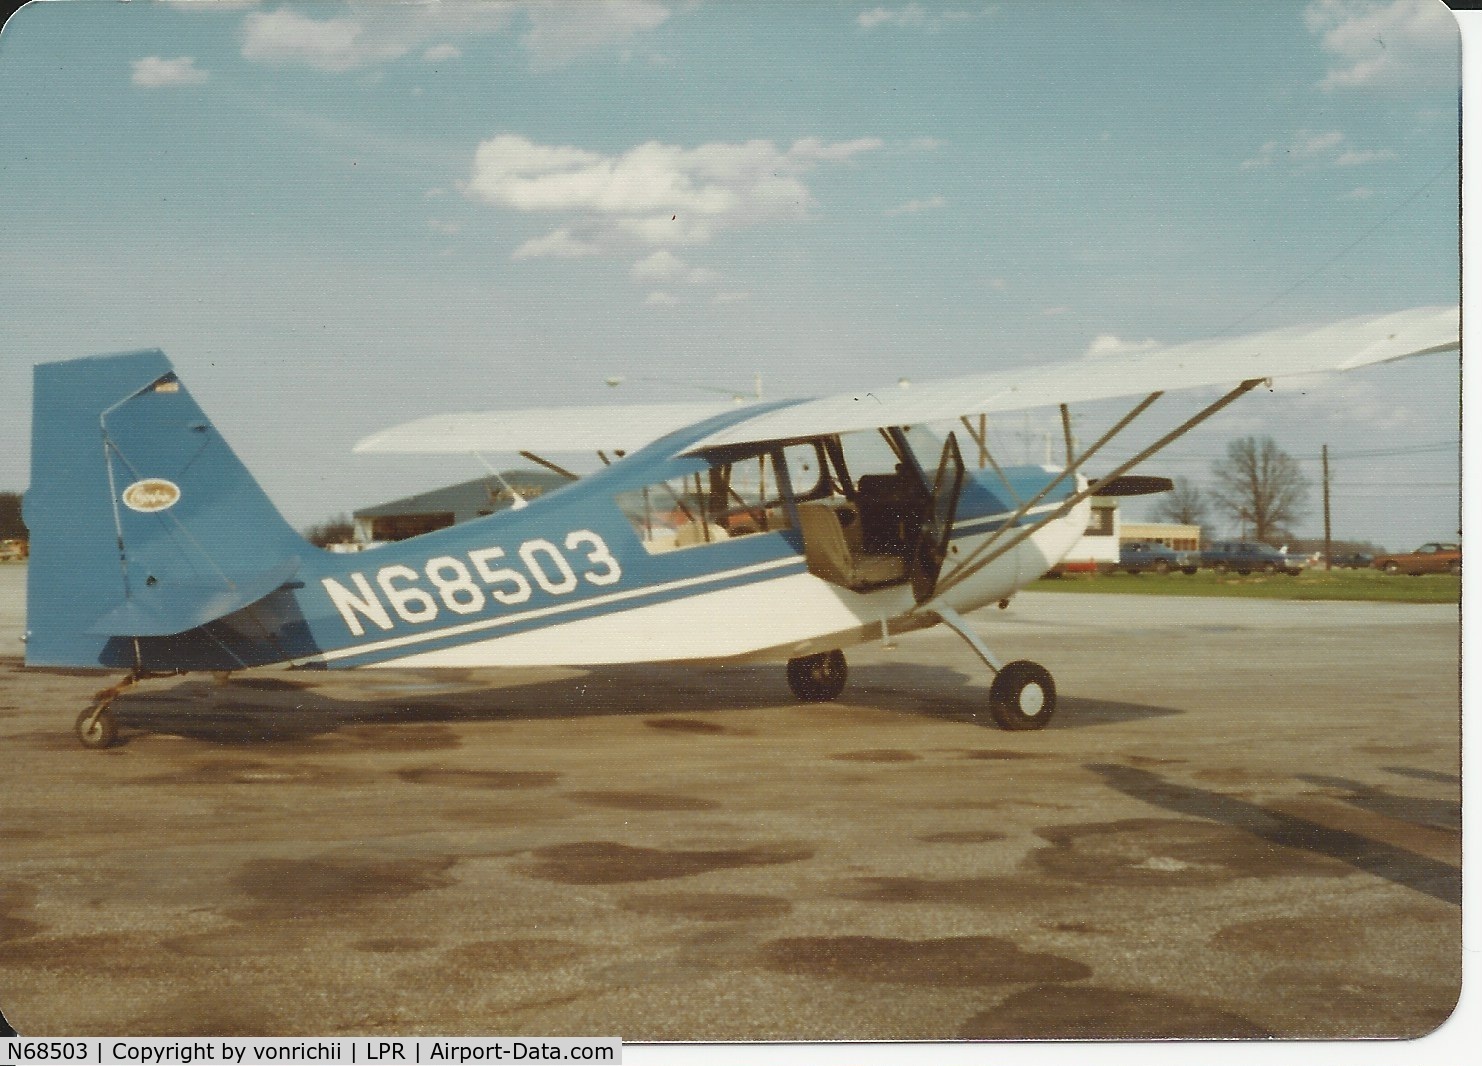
[1153,560,1171,575]
[987,660,1056,731]
[1236,569,1250,576]
[787,650,847,702]
[76,707,119,749]
[1214,561,1228,573]
[1262,562,1277,574]
[1181,567,1198,575]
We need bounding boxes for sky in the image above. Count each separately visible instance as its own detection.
[0,0,1463,550]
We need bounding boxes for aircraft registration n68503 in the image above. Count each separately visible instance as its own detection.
[24,305,1458,748]
[320,529,623,638]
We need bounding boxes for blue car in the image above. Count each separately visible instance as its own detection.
[1119,541,1199,575]
[1201,540,1302,575]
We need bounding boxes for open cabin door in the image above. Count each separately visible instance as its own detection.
[909,431,966,603]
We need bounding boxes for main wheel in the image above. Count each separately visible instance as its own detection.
[987,660,1056,731]
[75,706,119,749]
[787,650,847,702]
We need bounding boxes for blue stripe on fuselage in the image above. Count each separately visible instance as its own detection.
[285,462,1074,669]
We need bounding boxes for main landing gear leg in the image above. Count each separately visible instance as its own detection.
[935,605,1056,730]
[75,671,145,749]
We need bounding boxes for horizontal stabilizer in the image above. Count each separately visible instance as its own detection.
[88,557,301,637]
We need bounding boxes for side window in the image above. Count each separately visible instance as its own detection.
[782,442,827,501]
[1085,506,1115,537]
[615,452,795,555]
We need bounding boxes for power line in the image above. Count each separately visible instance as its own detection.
[1099,442,1458,463]
[1208,161,1454,339]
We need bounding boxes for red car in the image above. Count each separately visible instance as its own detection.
[1372,542,1460,575]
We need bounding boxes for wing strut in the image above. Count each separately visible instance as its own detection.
[939,390,1166,586]
[518,450,582,481]
[919,378,1263,609]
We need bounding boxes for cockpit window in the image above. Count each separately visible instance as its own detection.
[616,449,798,554]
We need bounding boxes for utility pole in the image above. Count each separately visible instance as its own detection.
[1322,444,1332,571]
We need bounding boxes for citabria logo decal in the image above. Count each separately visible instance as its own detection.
[121,478,181,513]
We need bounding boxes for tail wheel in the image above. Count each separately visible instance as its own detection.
[988,660,1056,731]
[75,707,119,749]
[787,650,847,702]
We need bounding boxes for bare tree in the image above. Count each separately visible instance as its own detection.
[304,513,356,547]
[1151,477,1211,533]
[1210,436,1310,544]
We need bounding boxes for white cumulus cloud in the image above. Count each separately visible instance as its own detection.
[241,7,388,72]
[1305,0,1459,91]
[131,56,209,87]
[858,4,992,32]
[885,195,946,216]
[631,250,719,284]
[859,5,928,30]
[466,133,883,258]
[1241,129,1392,170]
[237,1,673,73]
[511,226,603,260]
[1334,147,1397,166]
[1083,335,1161,359]
[521,0,671,68]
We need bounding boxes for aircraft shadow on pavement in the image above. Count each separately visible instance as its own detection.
[846,661,1182,731]
[101,660,1181,746]
[1294,772,1460,833]
[1087,762,1460,906]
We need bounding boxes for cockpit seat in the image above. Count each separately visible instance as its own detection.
[856,473,928,554]
[798,502,906,590]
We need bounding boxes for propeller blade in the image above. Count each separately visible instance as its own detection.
[1090,474,1173,497]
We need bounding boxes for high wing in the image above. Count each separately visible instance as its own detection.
[680,305,1458,454]
[354,401,741,456]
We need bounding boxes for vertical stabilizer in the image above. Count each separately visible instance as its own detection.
[26,351,305,667]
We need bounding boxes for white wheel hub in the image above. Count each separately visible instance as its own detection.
[1019,683,1045,717]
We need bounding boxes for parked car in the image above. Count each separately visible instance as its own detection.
[1371,542,1460,575]
[1119,541,1198,575]
[1327,551,1373,569]
[1200,540,1302,575]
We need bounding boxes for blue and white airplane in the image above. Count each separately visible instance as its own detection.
[25,305,1458,748]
